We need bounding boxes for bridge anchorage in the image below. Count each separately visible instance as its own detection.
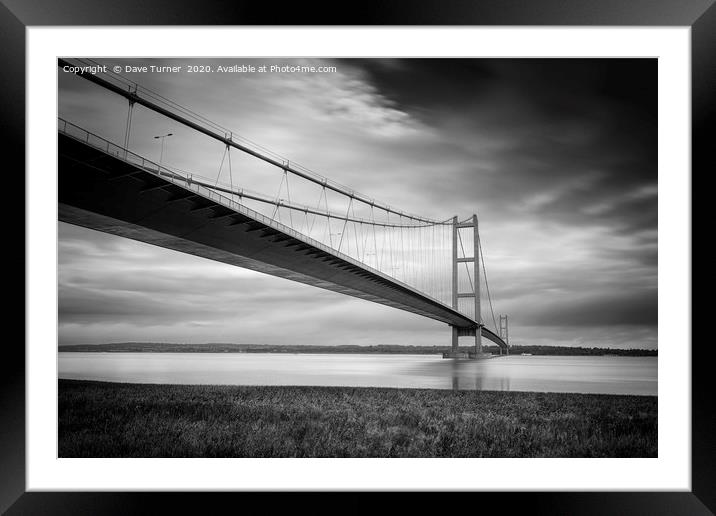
[58,58,511,358]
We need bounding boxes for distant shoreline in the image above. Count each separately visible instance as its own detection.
[58,343,658,357]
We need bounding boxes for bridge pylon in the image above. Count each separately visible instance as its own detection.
[499,314,510,355]
[445,214,483,359]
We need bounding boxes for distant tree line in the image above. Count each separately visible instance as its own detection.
[486,345,657,357]
[59,342,657,356]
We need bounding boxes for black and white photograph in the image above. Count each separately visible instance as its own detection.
[57,57,658,458]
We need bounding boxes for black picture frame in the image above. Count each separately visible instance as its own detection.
[4,1,709,513]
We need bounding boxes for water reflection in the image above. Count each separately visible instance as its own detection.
[408,355,655,395]
[58,353,657,396]
[451,358,459,391]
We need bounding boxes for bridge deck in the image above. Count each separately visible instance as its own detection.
[58,123,507,348]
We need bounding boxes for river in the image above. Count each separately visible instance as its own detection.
[58,353,657,395]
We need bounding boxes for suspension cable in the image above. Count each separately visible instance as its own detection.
[338,197,353,252]
[60,58,442,225]
[226,145,233,202]
[284,167,294,228]
[478,231,498,332]
[271,171,286,220]
[214,145,228,187]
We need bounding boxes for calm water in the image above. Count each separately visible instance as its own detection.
[58,353,657,395]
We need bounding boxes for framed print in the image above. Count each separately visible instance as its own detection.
[5,0,710,513]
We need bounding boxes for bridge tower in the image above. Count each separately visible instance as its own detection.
[499,314,509,355]
[448,214,481,358]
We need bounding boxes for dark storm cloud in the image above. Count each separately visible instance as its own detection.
[345,58,657,234]
[520,290,658,327]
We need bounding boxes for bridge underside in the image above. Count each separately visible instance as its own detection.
[454,325,507,349]
[58,131,507,349]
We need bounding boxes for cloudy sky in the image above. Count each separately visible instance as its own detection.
[58,58,657,349]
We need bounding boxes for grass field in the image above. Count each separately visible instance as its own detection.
[58,379,657,457]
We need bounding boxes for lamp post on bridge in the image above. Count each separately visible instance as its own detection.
[153,132,173,169]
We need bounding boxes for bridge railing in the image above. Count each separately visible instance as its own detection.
[60,118,162,174]
[58,117,464,315]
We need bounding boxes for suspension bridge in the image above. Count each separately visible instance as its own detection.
[58,58,510,358]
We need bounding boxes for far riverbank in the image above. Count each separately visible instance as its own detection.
[58,342,657,357]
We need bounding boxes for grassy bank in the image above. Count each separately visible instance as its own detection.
[59,380,657,458]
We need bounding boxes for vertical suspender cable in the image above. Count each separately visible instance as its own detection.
[271,171,286,221]
[123,99,134,156]
[309,187,326,235]
[371,205,378,269]
[478,231,498,332]
[285,169,294,229]
[323,188,333,248]
[215,145,228,187]
[226,145,233,202]
[351,201,361,261]
[338,197,353,252]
